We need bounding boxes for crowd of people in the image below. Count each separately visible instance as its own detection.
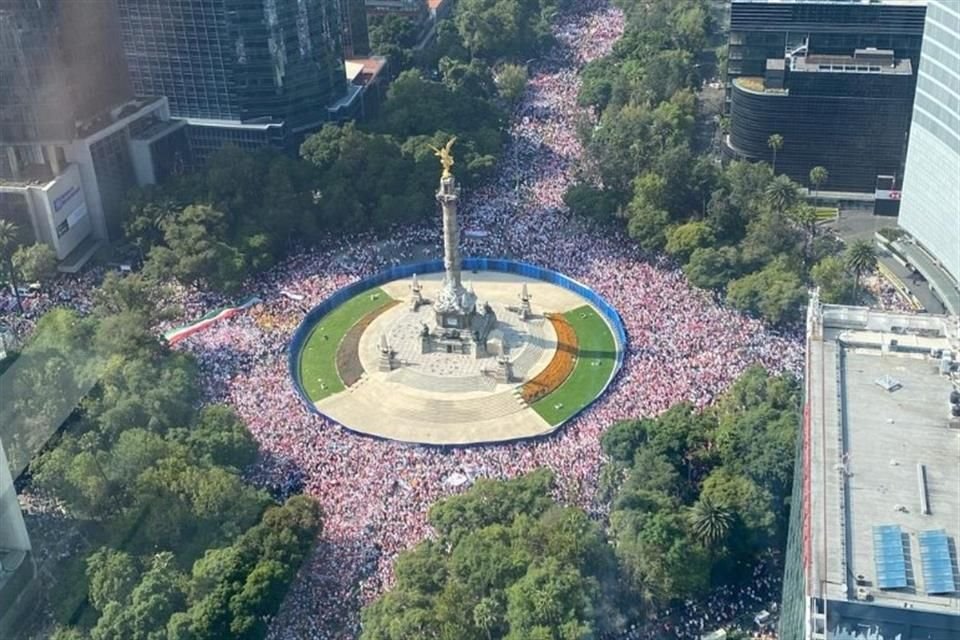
[626,559,783,639]
[2,2,814,638]
[170,3,802,638]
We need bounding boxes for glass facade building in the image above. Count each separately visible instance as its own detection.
[727,50,916,192]
[727,1,927,109]
[0,0,132,144]
[339,0,370,57]
[117,0,347,132]
[898,0,960,287]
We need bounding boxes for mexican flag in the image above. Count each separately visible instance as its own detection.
[163,296,262,345]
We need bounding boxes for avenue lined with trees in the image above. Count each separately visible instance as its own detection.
[359,367,800,639]
[117,0,576,295]
[11,273,323,640]
[564,0,870,324]
[0,1,828,639]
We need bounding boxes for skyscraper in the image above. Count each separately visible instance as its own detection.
[0,0,132,145]
[723,0,929,193]
[117,0,348,160]
[0,0,186,266]
[726,0,928,108]
[780,301,960,640]
[728,48,916,192]
[339,0,370,57]
[897,0,960,302]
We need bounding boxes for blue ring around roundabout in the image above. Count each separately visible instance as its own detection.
[288,258,627,446]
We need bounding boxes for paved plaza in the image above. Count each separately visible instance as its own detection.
[314,271,616,445]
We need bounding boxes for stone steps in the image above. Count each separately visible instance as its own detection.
[508,318,547,378]
[387,368,497,393]
[354,384,526,424]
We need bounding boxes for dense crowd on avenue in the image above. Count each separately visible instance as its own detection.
[178,4,802,639]
[0,2,823,639]
[610,558,782,640]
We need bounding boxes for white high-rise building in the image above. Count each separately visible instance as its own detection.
[0,438,35,637]
[898,0,960,299]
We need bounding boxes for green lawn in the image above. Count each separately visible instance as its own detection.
[532,305,618,426]
[815,206,838,221]
[298,288,393,402]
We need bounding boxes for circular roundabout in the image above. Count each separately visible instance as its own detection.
[290,260,625,445]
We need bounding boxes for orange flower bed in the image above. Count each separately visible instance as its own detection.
[520,314,578,403]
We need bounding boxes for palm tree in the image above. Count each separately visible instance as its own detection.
[844,239,878,302]
[473,598,499,640]
[790,204,819,265]
[809,166,829,211]
[767,133,784,173]
[0,220,24,314]
[688,497,733,548]
[765,174,799,214]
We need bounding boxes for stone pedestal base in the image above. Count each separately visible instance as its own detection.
[494,356,513,383]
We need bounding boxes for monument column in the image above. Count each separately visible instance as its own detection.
[437,175,462,288]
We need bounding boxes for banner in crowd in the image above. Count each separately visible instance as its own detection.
[163,297,262,345]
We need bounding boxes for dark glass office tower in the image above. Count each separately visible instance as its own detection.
[727,0,927,107]
[728,49,915,192]
[117,0,347,132]
[339,0,370,57]
[0,0,132,143]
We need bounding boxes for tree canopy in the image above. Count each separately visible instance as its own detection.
[361,470,629,639]
[601,367,800,604]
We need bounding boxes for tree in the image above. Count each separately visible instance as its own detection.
[145,204,245,291]
[844,239,878,302]
[369,14,419,52]
[495,63,529,104]
[700,468,776,547]
[454,0,548,60]
[84,352,198,440]
[13,243,57,283]
[90,552,186,640]
[429,469,555,545]
[687,496,733,548]
[627,202,670,252]
[473,597,502,640]
[0,219,24,313]
[811,255,854,304]
[86,548,140,612]
[664,221,715,262]
[740,210,802,268]
[764,174,799,214]
[683,246,741,290]
[715,367,800,498]
[726,259,807,324]
[172,404,258,470]
[505,559,597,637]
[578,57,616,111]
[93,271,169,319]
[767,133,784,173]
[563,184,618,223]
[808,166,829,210]
[612,509,711,603]
[440,57,496,98]
[363,471,619,639]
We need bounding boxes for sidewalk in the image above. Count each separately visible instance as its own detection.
[825,210,952,314]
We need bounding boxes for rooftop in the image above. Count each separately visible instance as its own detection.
[75,96,166,139]
[733,76,789,95]
[790,51,912,75]
[807,304,960,619]
[0,164,56,188]
[130,118,185,142]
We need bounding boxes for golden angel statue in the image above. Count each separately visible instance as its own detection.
[430,137,457,179]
